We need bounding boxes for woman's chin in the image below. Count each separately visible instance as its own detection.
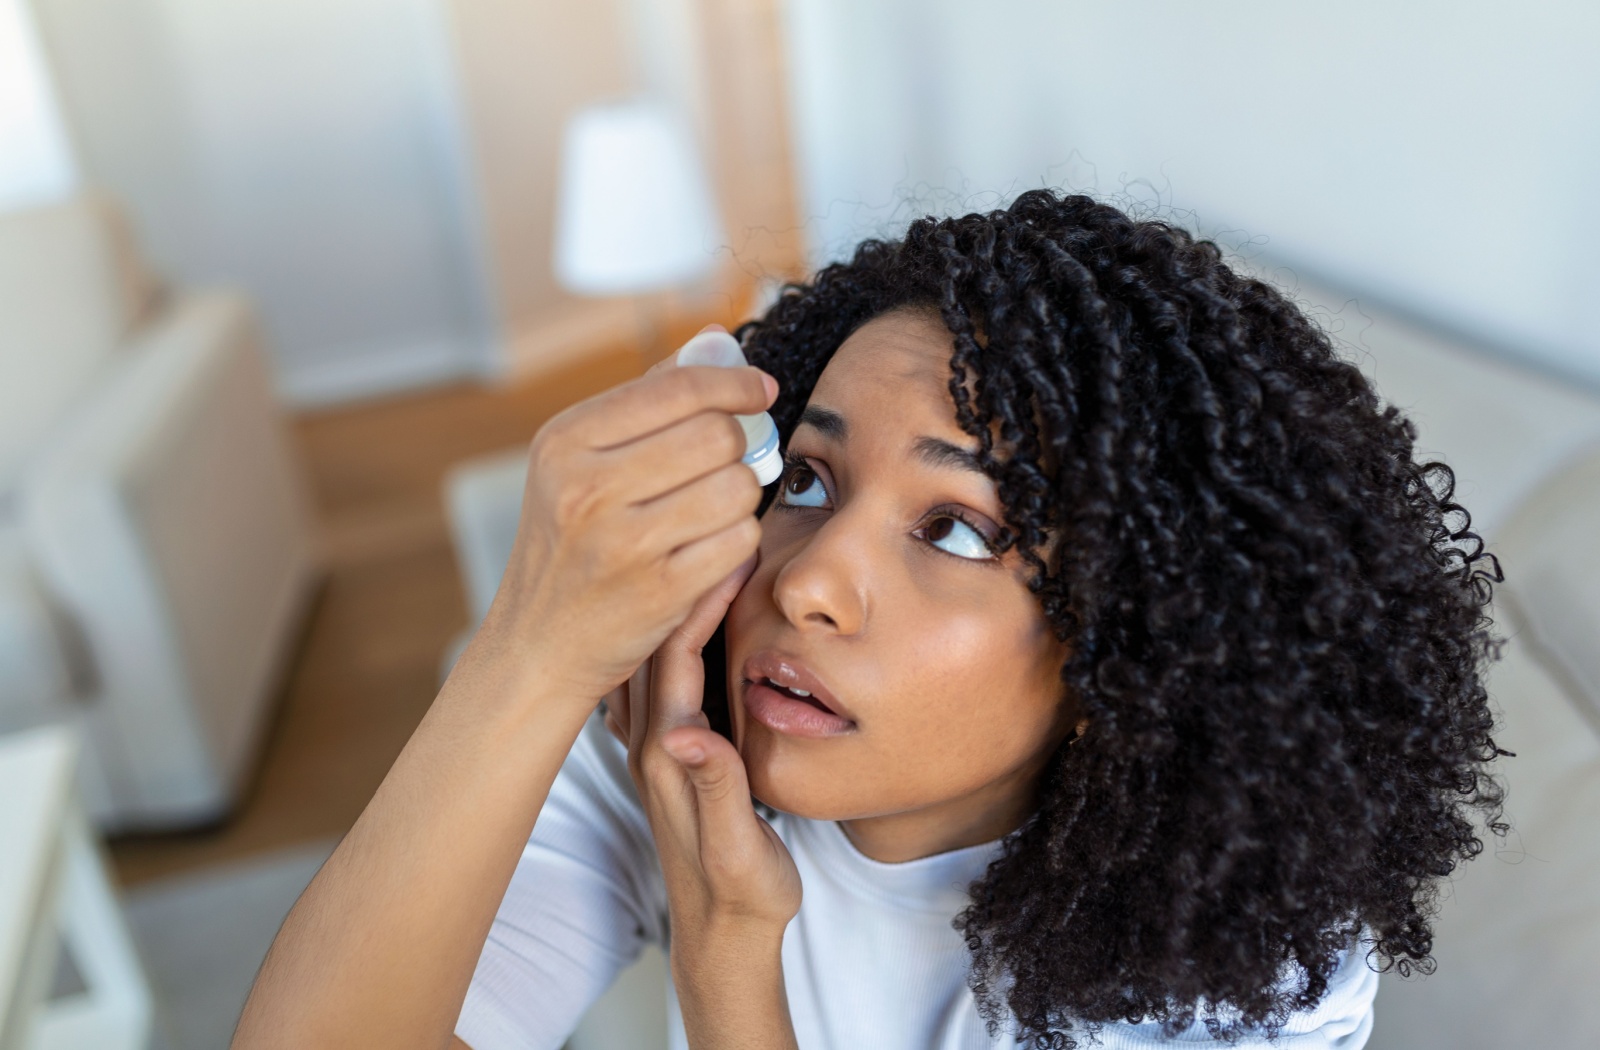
[734,702,873,820]
[744,753,857,822]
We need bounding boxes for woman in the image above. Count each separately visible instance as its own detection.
[234,192,1506,1049]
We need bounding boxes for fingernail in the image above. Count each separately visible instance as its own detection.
[760,371,779,401]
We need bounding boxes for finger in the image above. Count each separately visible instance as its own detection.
[589,408,752,509]
[568,364,776,453]
[604,706,626,747]
[600,682,627,721]
[627,654,653,758]
[659,727,773,865]
[662,515,762,603]
[679,550,759,647]
[622,460,763,558]
[648,551,759,735]
[600,682,629,744]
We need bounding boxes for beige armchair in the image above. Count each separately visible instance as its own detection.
[0,191,319,831]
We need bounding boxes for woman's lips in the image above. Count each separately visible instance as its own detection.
[743,679,857,738]
[740,651,851,719]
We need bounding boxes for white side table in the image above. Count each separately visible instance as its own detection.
[0,725,153,1050]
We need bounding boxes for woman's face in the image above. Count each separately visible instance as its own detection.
[724,307,1077,862]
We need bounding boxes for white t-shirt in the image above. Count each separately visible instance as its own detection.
[455,709,1378,1049]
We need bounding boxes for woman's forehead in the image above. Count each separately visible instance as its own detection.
[808,310,964,435]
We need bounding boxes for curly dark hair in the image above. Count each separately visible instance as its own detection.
[727,190,1508,1047]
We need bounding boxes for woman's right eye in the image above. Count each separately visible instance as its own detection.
[779,461,828,508]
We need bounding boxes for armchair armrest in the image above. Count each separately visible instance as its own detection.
[0,531,74,729]
[18,291,319,828]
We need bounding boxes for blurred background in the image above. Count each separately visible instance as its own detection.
[1,1,1596,1048]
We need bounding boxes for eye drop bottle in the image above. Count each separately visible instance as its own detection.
[675,329,783,485]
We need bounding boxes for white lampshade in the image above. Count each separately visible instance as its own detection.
[553,99,726,296]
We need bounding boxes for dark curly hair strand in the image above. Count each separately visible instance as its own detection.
[732,190,1508,1048]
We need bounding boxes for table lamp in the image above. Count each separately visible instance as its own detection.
[553,98,726,360]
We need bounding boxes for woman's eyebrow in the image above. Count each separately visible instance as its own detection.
[910,435,985,477]
[797,405,985,477]
[797,405,847,440]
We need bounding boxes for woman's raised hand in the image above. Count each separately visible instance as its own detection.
[479,327,776,702]
[235,333,782,1050]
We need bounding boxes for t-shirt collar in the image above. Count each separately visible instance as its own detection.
[793,816,1007,916]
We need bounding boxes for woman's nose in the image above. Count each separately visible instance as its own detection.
[770,514,868,636]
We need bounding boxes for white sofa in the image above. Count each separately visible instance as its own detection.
[442,278,1600,1048]
[1364,447,1600,1048]
[0,191,319,832]
[1217,272,1600,1046]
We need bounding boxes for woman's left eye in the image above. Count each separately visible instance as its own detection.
[919,514,996,561]
[778,461,828,507]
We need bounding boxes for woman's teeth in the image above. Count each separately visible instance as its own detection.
[765,678,814,700]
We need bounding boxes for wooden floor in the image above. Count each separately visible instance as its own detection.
[108,326,716,885]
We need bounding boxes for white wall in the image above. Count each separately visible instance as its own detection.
[782,0,1600,386]
[29,0,496,406]
[0,0,75,210]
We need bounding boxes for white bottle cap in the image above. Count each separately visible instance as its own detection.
[746,428,784,485]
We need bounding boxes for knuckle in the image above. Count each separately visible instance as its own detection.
[696,770,735,803]
[685,412,739,464]
[534,409,575,449]
[611,525,651,567]
[659,368,702,412]
[724,463,762,511]
[715,479,758,522]
[718,414,747,462]
[656,554,694,593]
[554,474,607,526]
[529,430,574,482]
[732,515,763,551]
[527,433,557,474]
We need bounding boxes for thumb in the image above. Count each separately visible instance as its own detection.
[661,728,764,838]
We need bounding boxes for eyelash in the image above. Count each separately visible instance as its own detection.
[772,450,1000,562]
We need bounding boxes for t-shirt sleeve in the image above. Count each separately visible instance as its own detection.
[454,706,668,1050]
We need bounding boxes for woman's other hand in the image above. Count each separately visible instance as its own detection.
[607,553,803,937]
[480,326,776,703]
[605,553,802,1047]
